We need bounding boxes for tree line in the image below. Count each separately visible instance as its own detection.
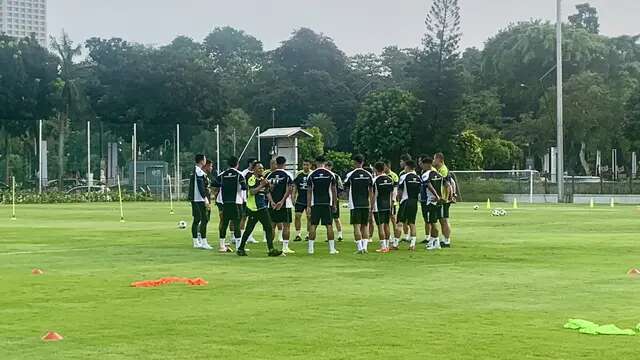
[1,1,639,188]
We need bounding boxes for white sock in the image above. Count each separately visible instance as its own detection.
[410,237,416,247]
[362,239,369,251]
[278,231,284,242]
[329,240,336,252]
[405,234,410,241]
[356,240,362,251]
[235,238,241,249]
[193,238,200,247]
[296,230,301,238]
[308,240,315,253]
[283,240,289,250]
[392,238,399,247]
[381,239,387,249]
[443,237,450,244]
[337,231,343,238]
[219,238,226,249]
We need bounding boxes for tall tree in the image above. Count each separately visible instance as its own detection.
[304,113,337,148]
[0,35,57,182]
[410,0,464,153]
[250,28,357,149]
[203,27,264,108]
[50,31,84,189]
[569,3,600,34]
[353,89,420,163]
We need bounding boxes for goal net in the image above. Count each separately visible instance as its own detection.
[451,170,546,203]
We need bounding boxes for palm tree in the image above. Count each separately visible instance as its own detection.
[50,31,82,190]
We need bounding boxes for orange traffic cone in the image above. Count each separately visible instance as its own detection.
[32,268,44,275]
[42,332,63,341]
[627,268,640,277]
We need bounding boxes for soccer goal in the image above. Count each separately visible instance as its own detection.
[451,170,544,203]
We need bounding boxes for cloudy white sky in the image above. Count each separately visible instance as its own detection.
[49,0,640,54]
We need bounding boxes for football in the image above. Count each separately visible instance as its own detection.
[473,205,480,210]
[177,220,187,229]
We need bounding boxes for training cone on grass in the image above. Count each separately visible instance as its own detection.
[512,198,518,209]
[32,268,44,275]
[627,268,640,277]
[42,332,63,341]
[486,198,491,209]
[610,198,615,208]
[589,198,595,208]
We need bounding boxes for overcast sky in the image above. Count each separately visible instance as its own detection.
[49,0,640,54]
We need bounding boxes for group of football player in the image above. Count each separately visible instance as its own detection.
[187,152,457,257]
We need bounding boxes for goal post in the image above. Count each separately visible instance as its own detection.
[451,170,541,204]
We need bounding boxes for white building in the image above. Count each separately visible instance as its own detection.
[0,0,47,47]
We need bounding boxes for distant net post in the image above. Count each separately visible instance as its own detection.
[451,170,542,204]
[117,175,125,223]
[11,176,16,220]
[168,174,175,215]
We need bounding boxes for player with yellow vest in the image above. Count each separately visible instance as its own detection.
[237,162,283,257]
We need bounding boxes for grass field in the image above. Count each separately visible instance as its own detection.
[1,202,640,359]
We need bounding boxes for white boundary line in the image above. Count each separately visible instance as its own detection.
[0,248,92,256]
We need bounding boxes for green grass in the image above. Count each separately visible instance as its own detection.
[1,202,640,359]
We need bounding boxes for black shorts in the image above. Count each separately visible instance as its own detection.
[373,211,391,225]
[191,202,207,217]
[441,202,451,219]
[270,207,293,224]
[294,203,308,214]
[397,200,418,225]
[222,203,242,220]
[421,203,441,224]
[350,208,370,225]
[333,200,341,219]
[310,205,333,226]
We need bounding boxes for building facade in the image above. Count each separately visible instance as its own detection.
[0,0,47,47]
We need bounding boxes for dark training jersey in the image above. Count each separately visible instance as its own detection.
[307,168,336,206]
[373,174,394,212]
[267,169,293,205]
[421,170,444,204]
[293,171,310,205]
[398,171,421,203]
[213,168,246,205]
[344,168,373,209]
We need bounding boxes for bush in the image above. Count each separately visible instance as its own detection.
[0,190,152,204]
[326,150,352,177]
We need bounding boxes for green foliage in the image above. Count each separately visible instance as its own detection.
[325,150,352,176]
[353,89,419,162]
[450,130,483,170]
[304,113,337,148]
[410,0,464,153]
[298,127,324,163]
[0,189,151,204]
[456,89,504,131]
[481,138,523,170]
[569,3,600,34]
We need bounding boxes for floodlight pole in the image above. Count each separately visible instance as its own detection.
[271,108,276,156]
[38,119,42,194]
[176,123,180,200]
[133,123,137,197]
[215,124,220,175]
[556,0,565,202]
[257,127,261,162]
[87,120,91,193]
